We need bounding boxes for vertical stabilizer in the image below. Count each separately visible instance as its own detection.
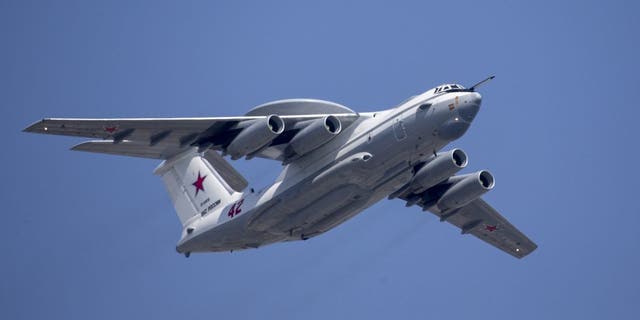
[154,148,243,226]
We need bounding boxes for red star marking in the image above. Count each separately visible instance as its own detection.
[104,126,118,133]
[192,171,207,196]
[485,224,497,232]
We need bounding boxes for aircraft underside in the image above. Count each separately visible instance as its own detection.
[25,78,538,259]
[178,152,419,253]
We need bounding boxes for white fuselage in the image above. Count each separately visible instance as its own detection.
[177,89,482,253]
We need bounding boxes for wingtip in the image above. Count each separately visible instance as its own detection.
[23,119,47,133]
[515,242,538,259]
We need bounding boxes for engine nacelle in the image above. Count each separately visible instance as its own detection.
[226,115,285,160]
[289,115,342,156]
[411,149,468,193]
[437,170,495,211]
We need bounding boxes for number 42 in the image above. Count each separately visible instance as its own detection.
[227,199,244,218]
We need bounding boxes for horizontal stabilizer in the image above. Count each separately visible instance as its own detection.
[202,150,248,192]
[72,140,184,159]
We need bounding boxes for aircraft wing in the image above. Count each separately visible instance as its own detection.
[23,99,359,161]
[403,197,537,258]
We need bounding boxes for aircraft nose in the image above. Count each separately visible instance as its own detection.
[469,92,482,106]
[458,92,482,122]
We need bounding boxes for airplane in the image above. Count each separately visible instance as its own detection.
[24,76,537,259]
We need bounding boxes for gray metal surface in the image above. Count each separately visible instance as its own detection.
[24,84,537,259]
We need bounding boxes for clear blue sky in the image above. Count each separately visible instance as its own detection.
[2,1,639,319]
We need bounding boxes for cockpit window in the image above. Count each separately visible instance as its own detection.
[434,84,465,94]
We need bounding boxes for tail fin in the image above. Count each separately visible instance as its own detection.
[154,149,247,226]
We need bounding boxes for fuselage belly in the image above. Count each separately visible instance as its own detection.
[180,90,476,252]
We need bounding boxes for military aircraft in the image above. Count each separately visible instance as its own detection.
[24,76,537,259]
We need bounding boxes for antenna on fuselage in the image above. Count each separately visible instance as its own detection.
[467,75,495,92]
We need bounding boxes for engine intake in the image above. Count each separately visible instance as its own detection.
[226,115,285,159]
[437,170,495,211]
[289,115,342,156]
[411,149,468,193]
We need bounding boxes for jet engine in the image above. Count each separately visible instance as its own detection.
[289,115,342,156]
[226,115,285,159]
[436,170,494,211]
[411,149,468,193]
